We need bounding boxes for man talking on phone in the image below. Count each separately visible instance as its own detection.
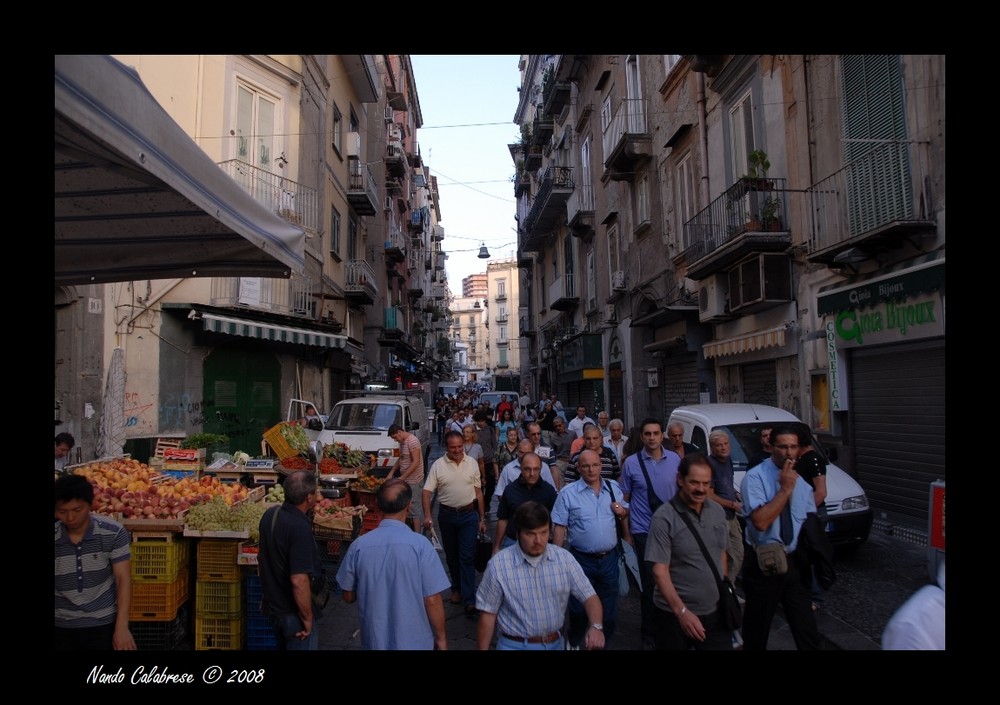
[739,425,822,650]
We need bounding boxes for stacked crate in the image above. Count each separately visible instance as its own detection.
[128,533,191,650]
[194,539,243,649]
[353,490,382,535]
[244,571,278,650]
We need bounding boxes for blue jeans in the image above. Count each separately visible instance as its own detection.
[567,547,620,649]
[271,612,319,651]
[496,634,565,650]
[438,508,478,606]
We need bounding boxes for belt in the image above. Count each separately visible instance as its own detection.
[571,547,616,559]
[439,501,477,514]
[500,631,561,644]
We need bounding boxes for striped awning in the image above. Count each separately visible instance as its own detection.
[198,311,347,349]
[703,325,787,359]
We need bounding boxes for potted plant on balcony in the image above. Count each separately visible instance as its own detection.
[761,194,783,230]
[745,149,773,191]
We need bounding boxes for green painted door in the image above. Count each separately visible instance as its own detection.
[203,344,281,455]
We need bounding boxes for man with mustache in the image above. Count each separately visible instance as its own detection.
[645,453,732,650]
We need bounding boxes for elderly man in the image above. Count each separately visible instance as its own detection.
[647,453,733,650]
[566,425,621,484]
[596,410,612,440]
[666,422,699,458]
[337,480,450,649]
[495,438,557,497]
[258,471,325,650]
[493,452,558,553]
[474,410,499,512]
[553,449,630,649]
[603,419,628,464]
[423,430,487,617]
[549,417,576,484]
[620,417,682,649]
[705,430,745,586]
[476,502,605,651]
[740,425,822,650]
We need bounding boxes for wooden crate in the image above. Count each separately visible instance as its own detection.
[153,437,184,458]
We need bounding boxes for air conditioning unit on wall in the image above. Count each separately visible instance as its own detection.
[384,107,393,123]
[698,273,730,323]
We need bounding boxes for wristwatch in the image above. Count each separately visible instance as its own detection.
[590,623,603,631]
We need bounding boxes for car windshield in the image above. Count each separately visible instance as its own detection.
[326,403,402,431]
[716,421,825,472]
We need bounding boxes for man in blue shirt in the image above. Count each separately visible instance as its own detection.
[553,449,630,649]
[740,425,822,650]
[494,452,558,553]
[337,480,451,649]
[620,417,680,649]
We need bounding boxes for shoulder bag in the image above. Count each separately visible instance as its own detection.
[636,453,664,514]
[669,497,742,630]
[262,505,330,612]
[605,480,630,597]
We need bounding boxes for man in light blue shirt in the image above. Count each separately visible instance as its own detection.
[337,480,451,649]
[496,439,556,496]
[740,425,822,651]
[552,449,630,649]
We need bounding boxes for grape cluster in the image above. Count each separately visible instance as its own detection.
[184,496,267,541]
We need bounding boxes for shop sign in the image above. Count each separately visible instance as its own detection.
[830,292,942,348]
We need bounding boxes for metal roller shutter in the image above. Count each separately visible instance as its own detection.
[661,353,699,421]
[742,360,777,406]
[849,340,945,526]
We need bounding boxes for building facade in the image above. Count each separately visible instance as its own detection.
[513,54,945,533]
[462,273,487,299]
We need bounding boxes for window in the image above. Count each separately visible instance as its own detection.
[586,249,596,311]
[625,55,645,133]
[330,206,341,260]
[580,135,593,210]
[499,326,507,342]
[348,217,358,261]
[235,82,278,170]
[497,279,506,298]
[729,89,756,180]
[676,152,695,247]
[332,104,343,155]
[498,348,508,367]
[636,172,650,226]
[498,306,507,320]
[664,55,681,75]
[607,223,621,278]
[349,110,359,134]
[540,273,547,309]
[601,96,612,134]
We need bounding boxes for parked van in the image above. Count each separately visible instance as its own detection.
[292,391,430,472]
[666,404,872,548]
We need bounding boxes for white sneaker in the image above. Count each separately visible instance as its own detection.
[731,630,744,649]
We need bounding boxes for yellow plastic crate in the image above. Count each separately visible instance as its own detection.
[130,568,189,621]
[195,579,242,618]
[195,616,244,650]
[263,422,299,460]
[196,539,241,581]
[131,535,190,583]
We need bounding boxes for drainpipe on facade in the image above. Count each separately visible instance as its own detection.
[697,72,710,206]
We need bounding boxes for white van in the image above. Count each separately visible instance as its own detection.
[666,403,872,549]
[292,391,430,472]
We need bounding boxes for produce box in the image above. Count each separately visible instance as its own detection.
[131,534,191,583]
[263,422,307,461]
[246,614,278,650]
[312,510,363,542]
[163,448,204,461]
[130,568,189,620]
[196,539,242,581]
[196,579,242,618]
[130,606,188,650]
[195,616,243,650]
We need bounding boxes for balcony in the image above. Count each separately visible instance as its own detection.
[533,115,554,147]
[680,178,792,281]
[347,159,378,215]
[409,209,426,234]
[542,70,572,117]
[218,159,318,232]
[496,338,509,347]
[520,314,536,337]
[495,312,508,323]
[568,181,595,239]
[384,226,406,264]
[525,145,543,173]
[431,225,445,242]
[431,283,446,300]
[549,272,579,311]
[514,172,531,197]
[522,165,574,251]
[344,259,377,306]
[496,360,509,368]
[407,143,423,169]
[805,140,936,265]
[377,306,405,345]
[601,98,652,182]
[211,275,320,319]
[407,275,424,299]
[385,140,406,179]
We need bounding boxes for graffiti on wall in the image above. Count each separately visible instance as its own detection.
[124,391,156,434]
[157,392,206,431]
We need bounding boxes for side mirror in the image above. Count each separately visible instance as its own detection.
[410,421,420,430]
[307,440,324,466]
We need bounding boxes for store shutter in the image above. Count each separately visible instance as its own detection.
[849,340,945,526]
[742,360,777,406]
[661,352,699,421]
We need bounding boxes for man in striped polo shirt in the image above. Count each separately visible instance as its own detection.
[54,474,136,650]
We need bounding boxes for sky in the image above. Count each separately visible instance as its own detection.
[410,55,523,295]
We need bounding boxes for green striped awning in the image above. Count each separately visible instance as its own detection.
[198,311,347,349]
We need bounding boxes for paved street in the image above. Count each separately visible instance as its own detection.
[317,435,937,650]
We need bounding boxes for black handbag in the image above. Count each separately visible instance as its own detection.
[475,531,493,573]
[670,497,743,630]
